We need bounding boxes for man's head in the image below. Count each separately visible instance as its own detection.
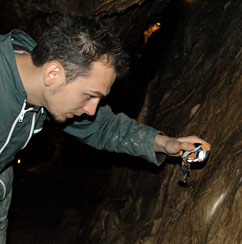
[29,16,129,122]
[31,15,129,82]
[40,60,116,123]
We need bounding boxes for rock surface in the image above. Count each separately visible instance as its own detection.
[74,1,242,243]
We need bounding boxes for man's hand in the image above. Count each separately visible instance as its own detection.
[154,135,210,156]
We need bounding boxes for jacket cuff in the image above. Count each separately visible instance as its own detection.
[147,130,167,166]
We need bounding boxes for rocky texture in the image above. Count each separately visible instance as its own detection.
[74,1,242,243]
[0,0,170,49]
[0,0,241,244]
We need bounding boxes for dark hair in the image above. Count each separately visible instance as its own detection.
[31,15,129,82]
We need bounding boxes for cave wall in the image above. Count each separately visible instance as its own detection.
[74,1,242,244]
[0,0,241,243]
[0,0,170,52]
[137,1,242,243]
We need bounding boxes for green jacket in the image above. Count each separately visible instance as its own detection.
[0,29,162,174]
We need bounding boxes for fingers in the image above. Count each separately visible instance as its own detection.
[166,135,211,156]
[177,135,210,147]
[168,141,194,156]
[154,134,211,156]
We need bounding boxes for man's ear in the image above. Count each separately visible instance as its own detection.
[43,62,64,86]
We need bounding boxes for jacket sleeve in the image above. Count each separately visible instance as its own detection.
[63,105,164,166]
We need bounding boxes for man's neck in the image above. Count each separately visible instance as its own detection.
[15,53,44,107]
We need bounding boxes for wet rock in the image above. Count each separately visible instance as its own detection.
[76,1,242,243]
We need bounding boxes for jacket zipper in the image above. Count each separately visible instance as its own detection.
[19,102,34,122]
[21,112,36,149]
[0,100,39,154]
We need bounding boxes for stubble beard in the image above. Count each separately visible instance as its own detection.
[48,111,67,124]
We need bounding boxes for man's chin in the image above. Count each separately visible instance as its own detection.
[49,113,68,123]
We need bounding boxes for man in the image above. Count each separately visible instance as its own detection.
[0,15,209,243]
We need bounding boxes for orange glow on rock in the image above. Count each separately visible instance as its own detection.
[144,22,161,43]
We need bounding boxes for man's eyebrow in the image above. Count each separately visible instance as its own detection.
[88,90,106,98]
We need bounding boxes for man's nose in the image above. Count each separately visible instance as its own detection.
[82,100,99,116]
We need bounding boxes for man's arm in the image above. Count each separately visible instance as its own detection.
[64,105,163,165]
[64,105,209,166]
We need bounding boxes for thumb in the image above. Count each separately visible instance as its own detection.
[180,142,195,152]
[166,140,194,156]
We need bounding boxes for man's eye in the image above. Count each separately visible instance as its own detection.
[87,95,94,99]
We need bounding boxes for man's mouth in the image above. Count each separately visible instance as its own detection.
[68,113,74,118]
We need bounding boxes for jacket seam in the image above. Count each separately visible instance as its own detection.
[0,179,6,200]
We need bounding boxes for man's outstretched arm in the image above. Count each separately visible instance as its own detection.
[64,105,210,165]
